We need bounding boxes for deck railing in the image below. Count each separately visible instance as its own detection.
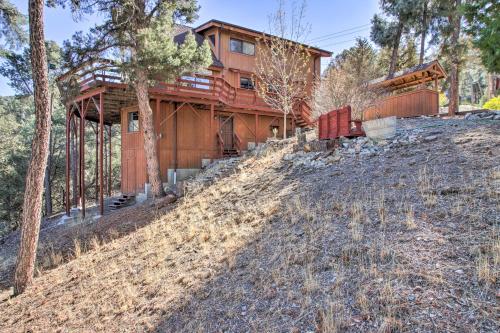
[78,72,313,124]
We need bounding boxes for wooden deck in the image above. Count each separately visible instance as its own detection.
[76,72,313,126]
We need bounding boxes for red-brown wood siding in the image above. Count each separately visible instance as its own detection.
[364,89,439,120]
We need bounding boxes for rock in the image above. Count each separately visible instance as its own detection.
[464,113,479,120]
[423,135,438,142]
[408,294,416,302]
[455,269,464,275]
[303,143,311,152]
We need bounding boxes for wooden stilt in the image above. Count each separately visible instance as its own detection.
[210,104,215,155]
[255,113,258,143]
[80,100,86,217]
[95,122,99,203]
[65,106,70,216]
[108,125,112,196]
[99,93,104,215]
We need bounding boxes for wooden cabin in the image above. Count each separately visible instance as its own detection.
[61,19,331,215]
[363,61,447,120]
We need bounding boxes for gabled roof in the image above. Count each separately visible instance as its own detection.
[368,60,447,91]
[173,25,224,68]
[194,19,332,57]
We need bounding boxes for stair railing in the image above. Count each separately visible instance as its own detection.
[233,132,242,154]
[216,132,224,157]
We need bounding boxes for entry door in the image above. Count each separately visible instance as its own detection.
[219,116,234,149]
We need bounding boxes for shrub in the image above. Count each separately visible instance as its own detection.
[439,92,448,107]
[483,96,500,110]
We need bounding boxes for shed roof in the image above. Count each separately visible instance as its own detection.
[368,60,447,91]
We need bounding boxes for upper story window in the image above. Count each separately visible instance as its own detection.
[240,77,254,90]
[128,112,139,132]
[208,34,216,47]
[230,38,255,56]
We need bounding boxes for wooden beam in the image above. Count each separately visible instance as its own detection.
[80,100,86,217]
[99,93,104,215]
[234,112,255,137]
[73,86,107,103]
[65,106,70,216]
[159,102,186,127]
[255,114,258,143]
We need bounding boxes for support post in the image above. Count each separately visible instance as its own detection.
[210,104,214,155]
[80,100,86,217]
[95,122,99,202]
[108,125,112,196]
[65,106,70,216]
[255,114,259,143]
[99,93,104,215]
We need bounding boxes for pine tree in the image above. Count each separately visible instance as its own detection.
[14,0,52,295]
[433,0,465,115]
[370,0,420,76]
[463,0,500,73]
[57,0,212,198]
[0,0,27,50]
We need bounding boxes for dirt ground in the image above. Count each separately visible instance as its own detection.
[0,117,498,332]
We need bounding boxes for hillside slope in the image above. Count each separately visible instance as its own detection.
[0,117,499,332]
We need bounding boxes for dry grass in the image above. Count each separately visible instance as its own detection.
[0,119,499,332]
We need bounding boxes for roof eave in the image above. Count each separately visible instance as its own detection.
[195,19,332,57]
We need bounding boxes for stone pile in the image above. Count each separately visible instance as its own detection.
[281,124,431,169]
[464,110,500,120]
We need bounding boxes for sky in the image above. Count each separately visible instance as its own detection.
[0,0,379,96]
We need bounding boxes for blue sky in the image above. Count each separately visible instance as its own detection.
[0,0,379,96]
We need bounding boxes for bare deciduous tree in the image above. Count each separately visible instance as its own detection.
[254,0,311,139]
[313,67,381,120]
[313,38,382,120]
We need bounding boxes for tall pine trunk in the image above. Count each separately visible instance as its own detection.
[419,0,428,65]
[388,21,403,76]
[14,0,52,295]
[448,0,462,116]
[135,68,165,198]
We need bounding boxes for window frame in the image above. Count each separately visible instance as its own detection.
[230,38,255,56]
[208,34,216,47]
[240,76,254,90]
[127,111,139,133]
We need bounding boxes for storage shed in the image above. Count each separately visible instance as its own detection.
[364,60,447,120]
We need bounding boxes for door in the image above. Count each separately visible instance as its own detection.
[219,116,234,149]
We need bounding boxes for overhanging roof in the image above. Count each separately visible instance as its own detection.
[368,60,447,91]
[195,19,332,57]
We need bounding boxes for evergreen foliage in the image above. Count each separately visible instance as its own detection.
[462,0,500,73]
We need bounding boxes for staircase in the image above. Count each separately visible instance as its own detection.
[108,194,136,210]
[222,148,240,158]
[294,101,314,128]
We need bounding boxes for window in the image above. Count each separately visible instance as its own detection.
[240,77,254,90]
[230,38,255,56]
[128,112,139,132]
[208,34,216,46]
